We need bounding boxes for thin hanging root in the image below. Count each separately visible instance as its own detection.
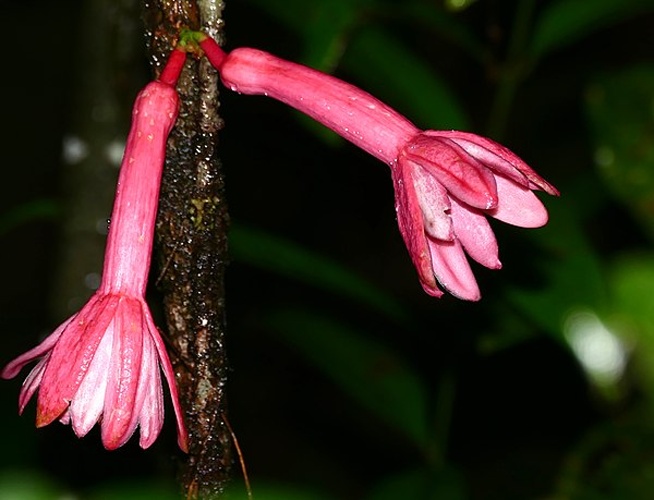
[222,411,253,500]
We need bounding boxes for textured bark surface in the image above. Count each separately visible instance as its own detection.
[141,1,231,498]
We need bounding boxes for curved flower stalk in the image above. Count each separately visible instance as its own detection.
[199,37,558,300]
[1,48,189,451]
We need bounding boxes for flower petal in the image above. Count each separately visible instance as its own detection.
[401,134,498,210]
[391,162,443,298]
[69,322,113,438]
[409,163,453,241]
[1,316,74,380]
[428,130,559,196]
[426,237,481,301]
[136,326,164,449]
[489,175,549,228]
[100,298,143,450]
[450,198,501,270]
[146,304,189,453]
[37,294,118,427]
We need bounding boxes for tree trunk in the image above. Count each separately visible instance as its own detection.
[142,2,231,497]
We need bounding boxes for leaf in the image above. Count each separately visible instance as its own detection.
[531,0,654,57]
[343,26,469,130]
[0,470,65,500]
[366,466,467,500]
[229,224,409,323]
[609,254,654,403]
[585,65,654,241]
[264,308,430,449]
[224,482,336,500]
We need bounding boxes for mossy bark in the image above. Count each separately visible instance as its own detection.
[142,1,231,497]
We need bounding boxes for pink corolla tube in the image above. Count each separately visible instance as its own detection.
[1,48,189,451]
[200,38,558,300]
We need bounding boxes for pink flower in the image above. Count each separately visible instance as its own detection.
[1,50,189,451]
[199,41,558,300]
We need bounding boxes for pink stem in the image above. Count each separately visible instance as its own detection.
[158,47,187,86]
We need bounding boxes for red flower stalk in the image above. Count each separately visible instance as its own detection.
[200,39,558,300]
[1,48,189,451]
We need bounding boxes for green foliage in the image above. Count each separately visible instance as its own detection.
[531,0,654,57]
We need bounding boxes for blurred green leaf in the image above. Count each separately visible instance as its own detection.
[367,466,466,500]
[586,65,654,241]
[224,482,335,500]
[343,26,469,130]
[397,2,486,62]
[0,199,60,236]
[609,254,654,403]
[264,308,430,449]
[89,480,178,500]
[0,470,65,500]
[531,0,654,57]
[230,224,409,323]
[506,179,608,341]
[555,417,654,499]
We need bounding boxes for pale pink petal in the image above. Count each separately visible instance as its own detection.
[391,163,443,298]
[489,175,549,228]
[136,326,164,449]
[426,237,481,301]
[409,162,453,241]
[402,135,498,210]
[69,322,113,438]
[17,356,50,414]
[450,198,501,270]
[100,299,144,450]
[145,306,189,452]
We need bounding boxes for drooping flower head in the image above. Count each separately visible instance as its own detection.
[198,37,558,300]
[1,47,189,451]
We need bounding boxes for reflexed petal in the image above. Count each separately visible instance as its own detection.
[450,198,501,270]
[146,305,189,452]
[1,316,74,380]
[101,299,144,450]
[401,134,498,210]
[18,357,49,415]
[391,163,443,298]
[409,163,453,241]
[69,322,113,437]
[426,237,481,301]
[489,175,549,228]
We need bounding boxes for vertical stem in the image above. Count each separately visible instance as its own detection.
[141,1,231,498]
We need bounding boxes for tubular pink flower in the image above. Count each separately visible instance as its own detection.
[211,43,559,300]
[2,51,189,451]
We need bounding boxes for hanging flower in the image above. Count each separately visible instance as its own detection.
[197,39,559,300]
[1,48,189,451]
